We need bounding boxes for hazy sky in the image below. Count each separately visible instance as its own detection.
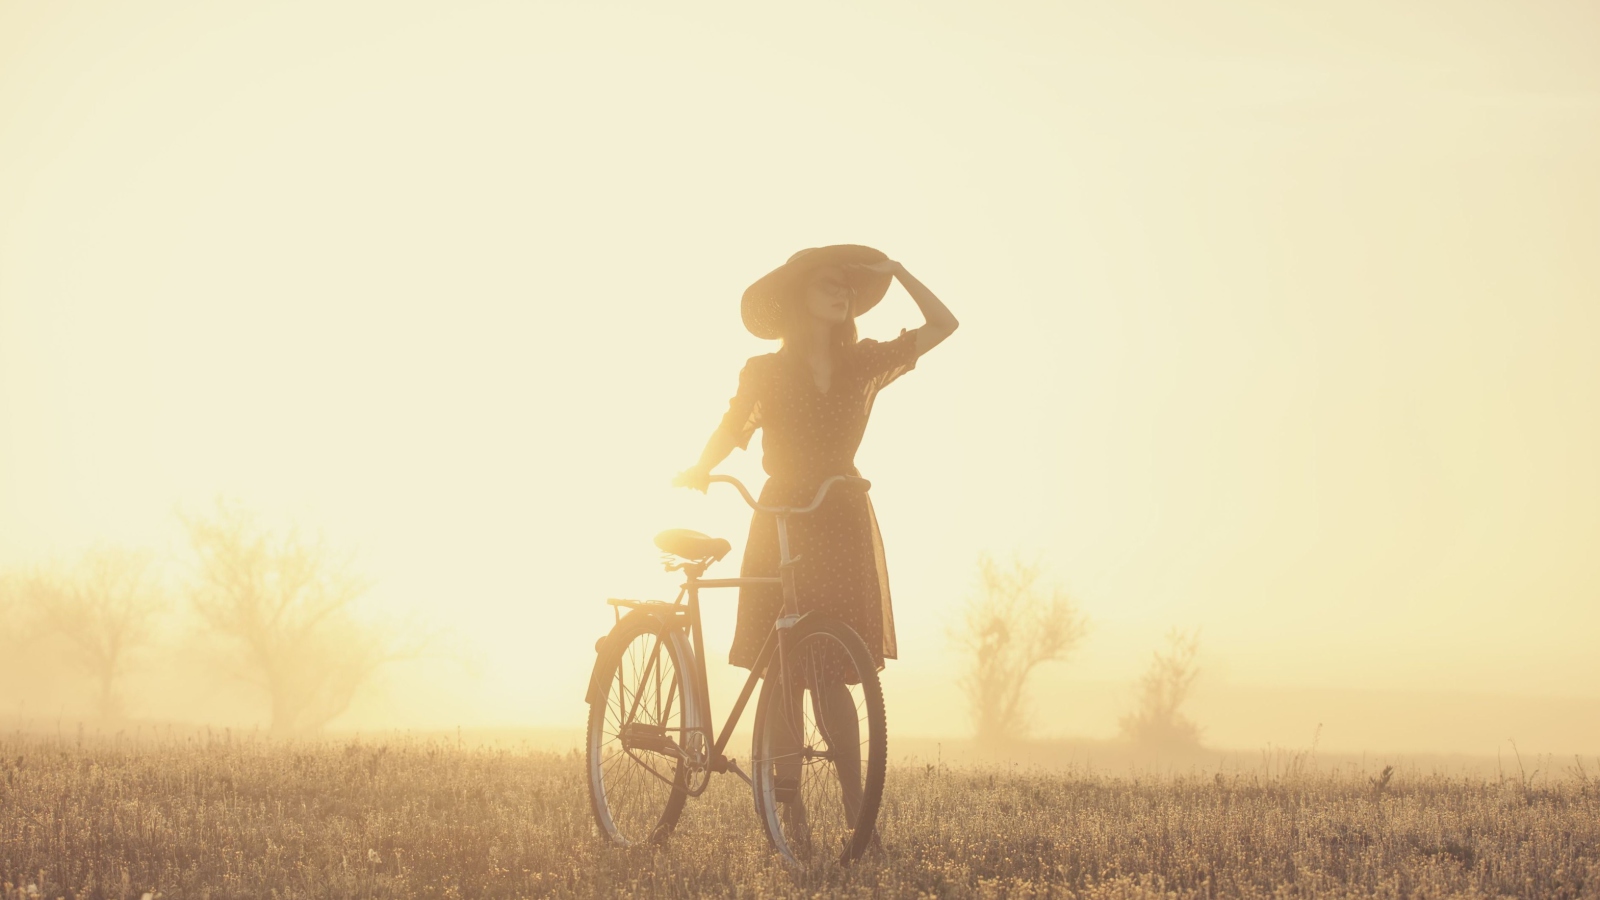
[2,1,1597,750]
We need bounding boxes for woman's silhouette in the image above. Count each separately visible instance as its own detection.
[674,244,958,820]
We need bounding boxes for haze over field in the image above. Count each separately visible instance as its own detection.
[2,1,1597,755]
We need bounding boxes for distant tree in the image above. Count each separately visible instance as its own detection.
[6,547,167,720]
[1119,627,1203,750]
[181,501,418,735]
[953,553,1089,745]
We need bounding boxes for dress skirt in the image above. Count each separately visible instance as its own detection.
[727,472,898,680]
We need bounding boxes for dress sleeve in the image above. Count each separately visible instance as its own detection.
[713,356,766,450]
[853,328,921,391]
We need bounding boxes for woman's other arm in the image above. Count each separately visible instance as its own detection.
[674,430,738,491]
[674,358,764,491]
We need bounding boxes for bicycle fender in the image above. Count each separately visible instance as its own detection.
[779,610,822,633]
[584,607,685,706]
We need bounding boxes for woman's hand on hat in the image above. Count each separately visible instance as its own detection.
[672,465,712,492]
[847,259,904,277]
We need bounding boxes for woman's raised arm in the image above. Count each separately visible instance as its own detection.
[850,260,959,356]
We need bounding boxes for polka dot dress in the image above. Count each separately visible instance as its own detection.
[711,329,921,680]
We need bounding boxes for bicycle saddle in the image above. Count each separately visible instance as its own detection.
[653,529,731,562]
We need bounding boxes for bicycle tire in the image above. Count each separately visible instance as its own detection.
[585,611,702,847]
[750,614,887,868]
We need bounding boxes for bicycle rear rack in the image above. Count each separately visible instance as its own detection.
[605,596,686,624]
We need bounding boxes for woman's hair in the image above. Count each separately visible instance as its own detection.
[777,272,859,359]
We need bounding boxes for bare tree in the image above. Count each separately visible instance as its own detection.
[1119,627,1203,750]
[7,547,166,720]
[182,500,416,735]
[953,553,1089,745]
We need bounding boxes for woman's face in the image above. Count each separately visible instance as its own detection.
[802,266,855,326]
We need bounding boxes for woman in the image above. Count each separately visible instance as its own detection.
[673,245,958,812]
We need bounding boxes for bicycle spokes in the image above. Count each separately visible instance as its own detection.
[591,627,690,844]
[757,626,872,866]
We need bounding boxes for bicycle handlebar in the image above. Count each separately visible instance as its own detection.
[708,474,871,516]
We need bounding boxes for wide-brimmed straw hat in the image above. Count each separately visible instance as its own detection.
[741,244,893,340]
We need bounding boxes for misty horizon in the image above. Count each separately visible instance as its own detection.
[4,1,1598,761]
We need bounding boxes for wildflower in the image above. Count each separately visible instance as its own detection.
[368,849,381,864]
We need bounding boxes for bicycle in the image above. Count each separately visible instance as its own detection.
[584,473,888,868]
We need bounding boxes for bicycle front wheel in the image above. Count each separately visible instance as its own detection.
[586,612,701,847]
[751,614,887,868]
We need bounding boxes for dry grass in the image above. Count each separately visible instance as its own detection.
[3,734,1599,899]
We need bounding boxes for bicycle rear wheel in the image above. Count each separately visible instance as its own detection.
[751,614,887,868]
[586,612,701,846]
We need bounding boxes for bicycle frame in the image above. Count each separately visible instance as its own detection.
[603,474,868,788]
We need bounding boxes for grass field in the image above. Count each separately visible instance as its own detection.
[3,734,1598,899]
